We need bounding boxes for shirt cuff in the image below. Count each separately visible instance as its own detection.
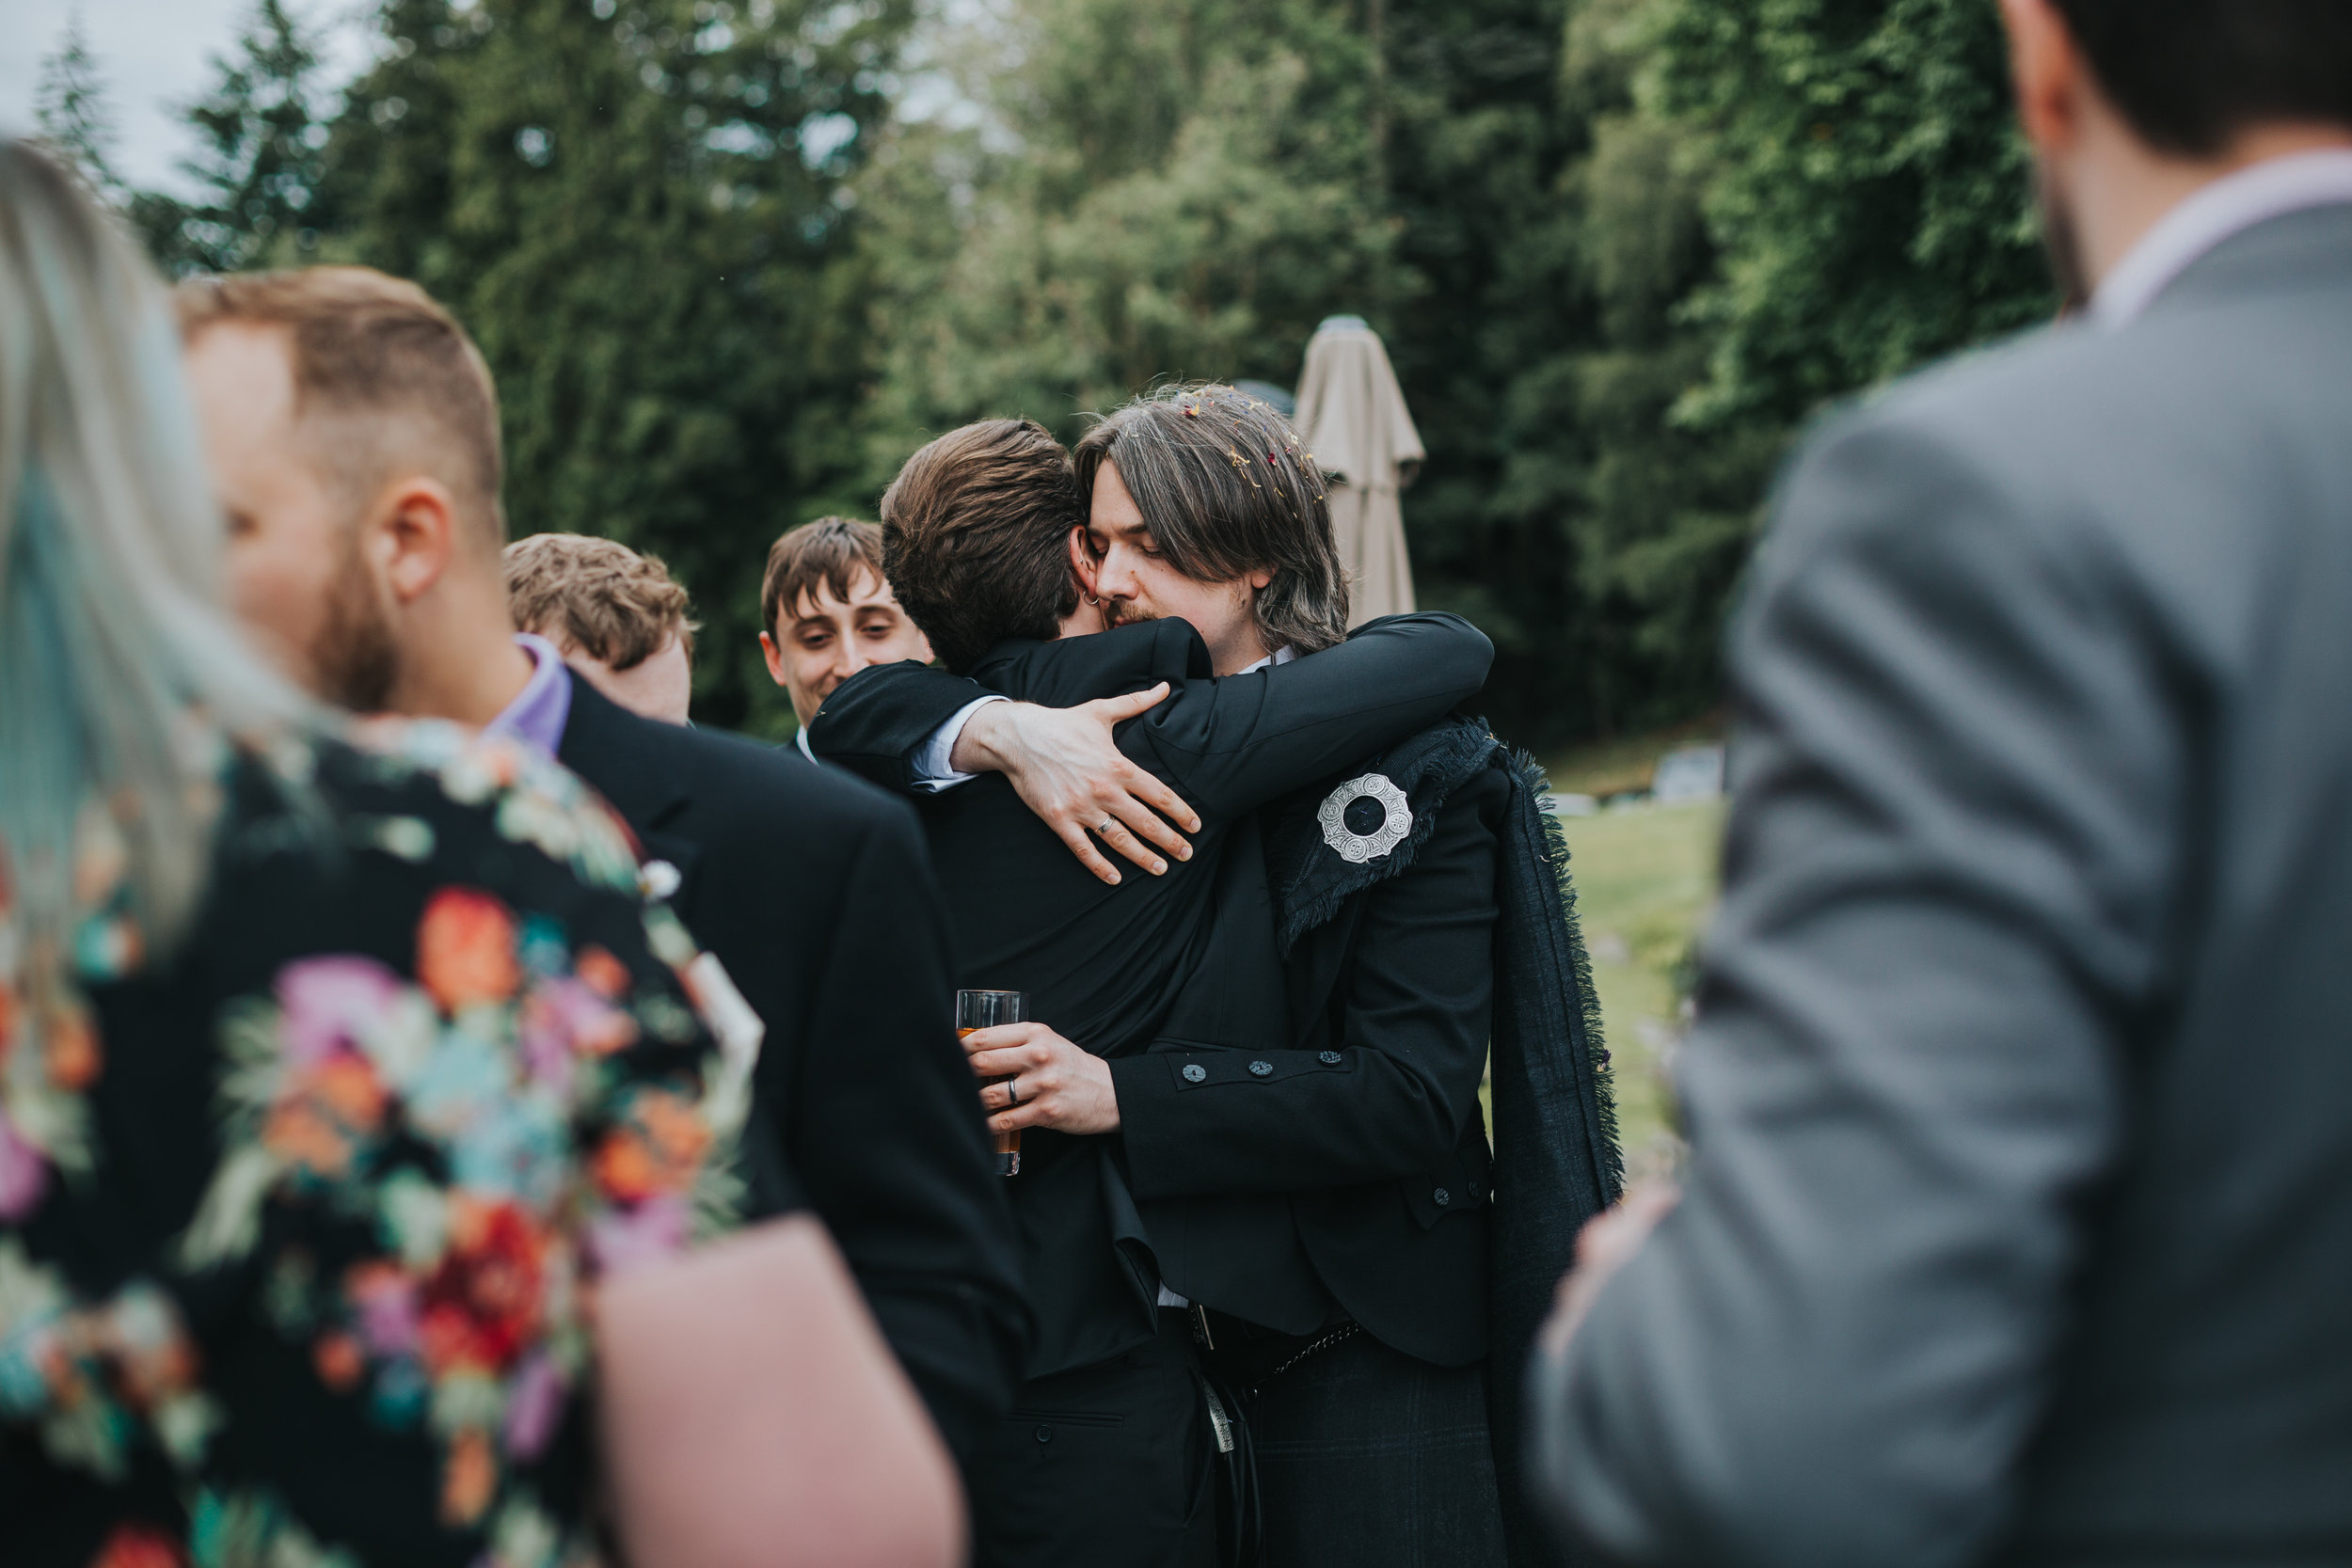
[909,695,1009,793]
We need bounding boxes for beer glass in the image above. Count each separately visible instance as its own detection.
[957,989,1025,1176]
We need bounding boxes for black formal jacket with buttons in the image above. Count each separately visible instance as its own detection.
[553,673,1027,1465]
[1117,762,1506,1369]
[808,614,1499,1373]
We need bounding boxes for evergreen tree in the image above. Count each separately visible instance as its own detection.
[866,0,1766,746]
[1334,0,1765,742]
[863,0,1391,451]
[33,16,126,204]
[1653,0,2055,424]
[1504,0,1777,736]
[142,0,2060,749]
[321,0,917,734]
[141,0,335,276]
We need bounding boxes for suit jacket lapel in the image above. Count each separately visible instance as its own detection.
[555,670,705,903]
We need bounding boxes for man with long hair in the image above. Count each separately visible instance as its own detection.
[813,388,1612,1566]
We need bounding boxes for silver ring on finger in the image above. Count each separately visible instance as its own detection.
[1095,819,1115,836]
[1005,1076,1021,1108]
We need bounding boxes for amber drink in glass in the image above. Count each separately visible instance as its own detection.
[957,989,1025,1176]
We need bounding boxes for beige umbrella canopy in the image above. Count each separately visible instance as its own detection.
[1294,315,1425,626]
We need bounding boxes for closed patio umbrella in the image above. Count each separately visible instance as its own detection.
[1294,314,1424,625]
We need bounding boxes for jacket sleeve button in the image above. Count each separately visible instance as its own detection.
[1248,1060,1274,1077]
[1182,1064,1207,1084]
[1318,1051,1342,1065]
[1434,1187,1451,1207]
[1035,1425,1053,1444]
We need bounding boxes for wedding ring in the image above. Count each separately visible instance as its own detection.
[1006,1077,1021,1107]
[1096,819,1114,835]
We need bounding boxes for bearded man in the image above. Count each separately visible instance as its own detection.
[1532,2,2352,1562]
[173,266,1028,1490]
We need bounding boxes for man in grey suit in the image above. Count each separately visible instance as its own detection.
[1531,2,2352,1563]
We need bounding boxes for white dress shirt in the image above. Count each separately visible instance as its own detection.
[2091,149,2352,328]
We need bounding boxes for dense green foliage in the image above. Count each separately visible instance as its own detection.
[861,0,1772,742]
[1652,0,2056,423]
[32,16,127,202]
[41,0,2057,745]
[139,0,339,274]
[318,0,912,733]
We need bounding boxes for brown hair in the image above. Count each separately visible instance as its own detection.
[2052,0,2352,156]
[878,420,1084,673]
[173,265,505,544]
[1072,385,1348,657]
[502,533,698,671]
[761,515,889,641]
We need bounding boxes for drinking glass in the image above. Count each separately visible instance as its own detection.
[957,989,1025,1176]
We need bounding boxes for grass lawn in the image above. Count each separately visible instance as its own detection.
[1556,799,1726,1182]
[1541,714,1726,800]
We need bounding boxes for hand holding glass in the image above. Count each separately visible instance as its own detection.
[957,990,1025,1176]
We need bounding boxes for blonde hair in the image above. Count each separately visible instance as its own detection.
[0,142,314,978]
[174,264,506,546]
[504,533,699,670]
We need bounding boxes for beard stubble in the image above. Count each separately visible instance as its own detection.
[311,531,402,713]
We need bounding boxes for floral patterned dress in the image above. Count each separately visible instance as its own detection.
[0,724,744,1568]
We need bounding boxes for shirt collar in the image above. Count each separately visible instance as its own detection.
[485,633,576,756]
[2092,149,2352,329]
[1238,644,1299,676]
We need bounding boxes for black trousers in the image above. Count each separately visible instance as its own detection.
[1244,1330,1505,1568]
[972,1308,1220,1568]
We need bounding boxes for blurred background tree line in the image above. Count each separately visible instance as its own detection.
[39,0,2056,744]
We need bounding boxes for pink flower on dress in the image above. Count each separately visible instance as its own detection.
[501,1349,567,1460]
[347,1262,423,1357]
[0,1105,49,1222]
[584,1194,691,1276]
[276,957,405,1068]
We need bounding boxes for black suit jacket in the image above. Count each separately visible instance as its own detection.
[554,673,1025,1463]
[1114,765,1504,1364]
[810,613,1494,1372]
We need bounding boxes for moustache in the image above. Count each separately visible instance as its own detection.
[1103,600,1158,628]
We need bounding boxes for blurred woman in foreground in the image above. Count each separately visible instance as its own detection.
[0,141,960,1568]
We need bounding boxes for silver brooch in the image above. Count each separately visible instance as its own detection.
[1318,773,1412,863]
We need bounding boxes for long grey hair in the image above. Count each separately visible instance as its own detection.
[0,143,315,990]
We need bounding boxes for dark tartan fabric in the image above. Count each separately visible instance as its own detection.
[1264,716,1620,1567]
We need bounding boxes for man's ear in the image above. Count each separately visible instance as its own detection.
[759,630,787,685]
[367,476,463,606]
[2000,0,2082,156]
[1248,567,1275,592]
[1068,525,1101,600]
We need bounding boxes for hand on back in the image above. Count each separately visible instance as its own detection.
[953,683,1200,885]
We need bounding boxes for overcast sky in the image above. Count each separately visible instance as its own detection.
[0,0,373,197]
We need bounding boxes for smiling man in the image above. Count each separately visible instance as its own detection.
[759,515,935,757]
